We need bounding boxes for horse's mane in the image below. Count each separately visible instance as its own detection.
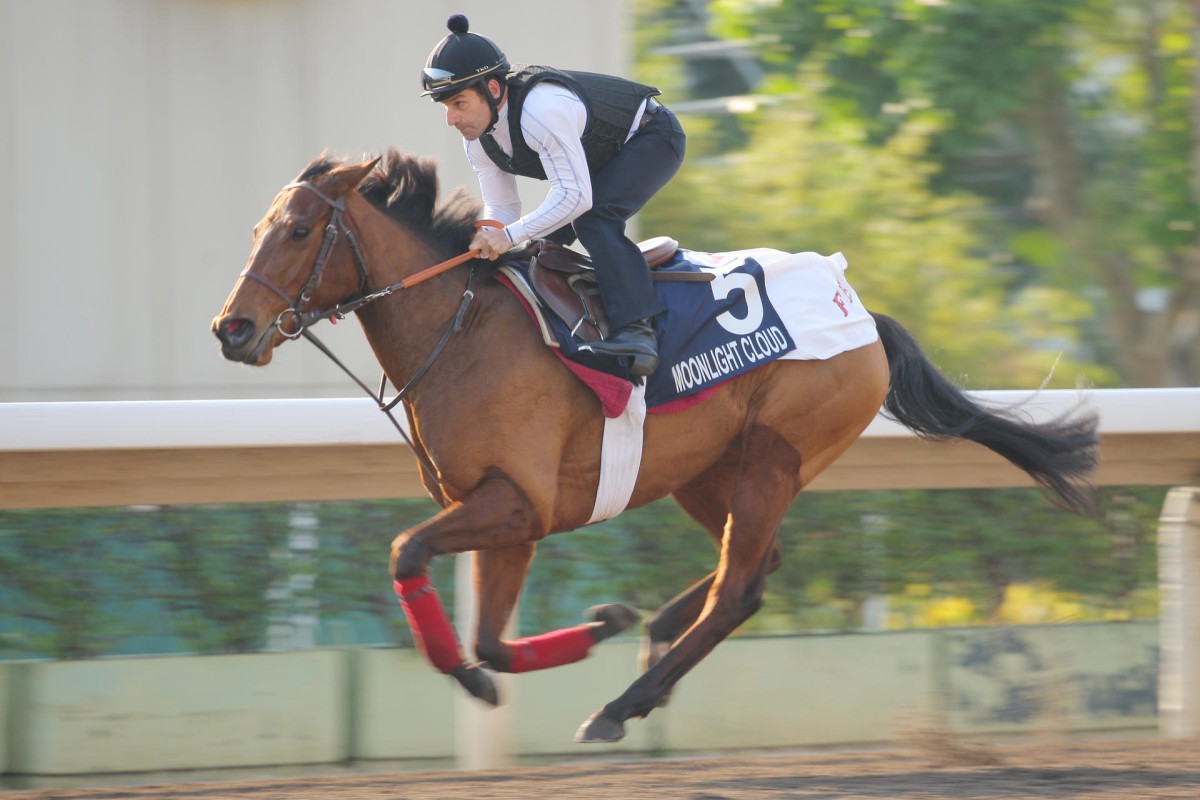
[297,148,482,254]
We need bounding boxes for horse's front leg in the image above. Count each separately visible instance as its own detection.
[389,470,639,705]
[470,544,640,676]
[390,470,540,705]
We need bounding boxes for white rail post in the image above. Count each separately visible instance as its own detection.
[1158,487,1200,737]
[454,552,515,770]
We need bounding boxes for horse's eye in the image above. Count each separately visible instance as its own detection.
[292,226,310,240]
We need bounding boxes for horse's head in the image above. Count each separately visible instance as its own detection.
[212,156,380,365]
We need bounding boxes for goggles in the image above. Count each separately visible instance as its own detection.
[421,67,460,92]
[420,59,506,98]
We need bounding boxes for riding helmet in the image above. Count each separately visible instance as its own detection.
[420,14,510,102]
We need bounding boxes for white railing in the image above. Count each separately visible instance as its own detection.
[2,389,1197,509]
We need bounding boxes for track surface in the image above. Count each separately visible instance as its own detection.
[6,737,1199,799]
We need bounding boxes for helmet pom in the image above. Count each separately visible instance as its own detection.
[447,14,469,35]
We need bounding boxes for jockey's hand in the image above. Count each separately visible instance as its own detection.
[471,227,513,261]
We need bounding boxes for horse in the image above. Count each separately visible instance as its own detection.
[212,148,1099,743]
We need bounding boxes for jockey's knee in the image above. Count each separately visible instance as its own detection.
[572,206,626,237]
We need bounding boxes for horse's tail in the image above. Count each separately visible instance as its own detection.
[871,311,1099,513]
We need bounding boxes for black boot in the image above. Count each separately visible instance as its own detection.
[582,319,659,377]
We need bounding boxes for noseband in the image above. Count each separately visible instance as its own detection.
[238,180,370,338]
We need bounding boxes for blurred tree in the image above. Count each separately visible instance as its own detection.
[646,75,1104,387]
[147,504,292,653]
[0,485,1165,660]
[643,0,1199,386]
[313,498,449,647]
[761,486,1165,629]
[0,508,143,658]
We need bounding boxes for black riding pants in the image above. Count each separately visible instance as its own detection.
[547,105,686,330]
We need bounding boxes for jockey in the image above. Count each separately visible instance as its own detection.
[420,14,687,378]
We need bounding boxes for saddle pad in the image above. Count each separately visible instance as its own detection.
[656,248,879,403]
[498,247,878,413]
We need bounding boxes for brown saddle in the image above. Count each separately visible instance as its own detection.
[514,236,706,343]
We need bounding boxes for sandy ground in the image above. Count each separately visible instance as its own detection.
[4,735,1199,800]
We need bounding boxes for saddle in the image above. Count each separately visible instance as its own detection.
[508,236,706,343]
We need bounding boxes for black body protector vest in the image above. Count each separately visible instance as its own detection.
[480,65,660,179]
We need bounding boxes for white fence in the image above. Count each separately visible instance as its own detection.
[2,389,1198,508]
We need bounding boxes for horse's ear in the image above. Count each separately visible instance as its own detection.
[327,156,382,198]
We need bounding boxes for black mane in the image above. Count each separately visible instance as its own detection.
[297,148,482,254]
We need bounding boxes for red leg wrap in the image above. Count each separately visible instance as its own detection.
[506,625,597,673]
[394,577,465,673]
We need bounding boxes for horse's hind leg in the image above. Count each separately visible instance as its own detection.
[640,555,781,697]
[639,474,782,703]
[471,544,640,675]
[577,424,803,743]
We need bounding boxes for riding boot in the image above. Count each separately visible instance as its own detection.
[582,319,659,377]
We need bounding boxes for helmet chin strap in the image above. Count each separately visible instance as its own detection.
[483,79,506,134]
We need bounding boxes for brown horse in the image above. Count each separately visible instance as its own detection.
[213,149,1098,743]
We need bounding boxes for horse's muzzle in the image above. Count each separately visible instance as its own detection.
[213,316,263,363]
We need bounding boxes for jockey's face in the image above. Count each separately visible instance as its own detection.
[441,80,503,142]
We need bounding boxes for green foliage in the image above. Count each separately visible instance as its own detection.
[0,487,1166,660]
[710,0,1081,151]
[312,498,450,647]
[148,505,293,653]
[645,77,1103,387]
[645,0,1199,386]
[2,504,305,657]
[0,509,142,658]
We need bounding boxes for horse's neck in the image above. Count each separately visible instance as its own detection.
[350,210,481,398]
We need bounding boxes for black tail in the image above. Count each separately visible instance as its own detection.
[871,312,1099,513]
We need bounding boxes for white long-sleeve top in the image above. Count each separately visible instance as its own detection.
[465,81,647,244]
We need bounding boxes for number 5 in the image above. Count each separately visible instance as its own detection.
[707,268,764,335]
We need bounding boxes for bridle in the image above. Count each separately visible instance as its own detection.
[238,178,493,488]
[238,180,370,340]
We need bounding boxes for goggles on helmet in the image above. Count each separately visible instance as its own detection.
[420,60,507,99]
[421,67,460,93]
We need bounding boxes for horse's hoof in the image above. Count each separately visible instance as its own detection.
[585,602,640,643]
[575,710,626,743]
[449,662,500,707]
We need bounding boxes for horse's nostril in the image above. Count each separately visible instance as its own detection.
[218,317,255,347]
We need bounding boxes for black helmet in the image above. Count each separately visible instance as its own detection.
[420,14,509,102]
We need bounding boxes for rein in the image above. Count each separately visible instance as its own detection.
[289,235,483,333]
[249,178,498,486]
[302,266,479,416]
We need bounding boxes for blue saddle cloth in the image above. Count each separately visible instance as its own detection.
[507,249,798,408]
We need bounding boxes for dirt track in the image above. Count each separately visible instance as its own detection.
[6,736,1200,800]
